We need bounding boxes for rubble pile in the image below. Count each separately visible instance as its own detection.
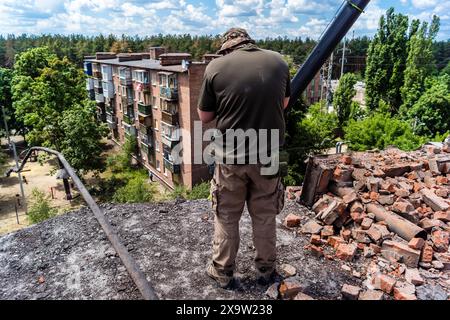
[284,141,450,300]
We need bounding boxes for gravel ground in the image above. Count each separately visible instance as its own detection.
[0,199,362,300]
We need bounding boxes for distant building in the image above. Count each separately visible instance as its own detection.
[84,49,220,190]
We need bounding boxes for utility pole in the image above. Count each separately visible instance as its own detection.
[1,105,11,148]
[338,38,351,78]
[2,105,26,209]
[326,52,334,111]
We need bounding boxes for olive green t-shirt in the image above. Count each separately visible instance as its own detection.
[198,46,290,163]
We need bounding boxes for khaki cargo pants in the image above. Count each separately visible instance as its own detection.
[210,163,285,277]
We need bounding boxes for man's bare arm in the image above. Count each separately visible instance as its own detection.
[284,97,290,109]
[198,109,216,124]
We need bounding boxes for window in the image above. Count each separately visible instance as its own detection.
[120,86,126,96]
[134,70,149,84]
[156,160,161,172]
[119,103,123,112]
[152,96,157,109]
[151,72,158,86]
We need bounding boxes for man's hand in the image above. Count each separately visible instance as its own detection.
[283,97,290,109]
[198,109,216,124]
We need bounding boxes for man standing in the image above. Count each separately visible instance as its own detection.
[198,28,290,289]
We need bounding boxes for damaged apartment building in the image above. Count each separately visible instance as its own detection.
[84,48,220,189]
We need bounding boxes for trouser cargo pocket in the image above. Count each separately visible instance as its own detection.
[276,179,285,213]
[210,180,219,214]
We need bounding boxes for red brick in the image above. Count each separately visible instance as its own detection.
[335,243,357,261]
[421,243,434,263]
[309,244,324,258]
[393,282,416,300]
[381,240,421,268]
[372,273,396,294]
[434,211,450,222]
[435,188,448,198]
[408,238,425,250]
[436,176,448,185]
[321,225,334,237]
[341,155,353,165]
[332,166,354,183]
[341,284,361,300]
[350,211,366,224]
[377,194,395,205]
[341,229,352,241]
[310,234,323,246]
[431,230,449,253]
[284,213,301,228]
[370,243,382,254]
[279,278,304,299]
[392,199,415,214]
[395,187,410,198]
[343,192,358,204]
[420,188,449,212]
[361,217,373,230]
[328,236,345,249]
[369,192,380,201]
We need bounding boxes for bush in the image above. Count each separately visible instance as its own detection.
[28,188,57,224]
[113,174,156,203]
[169,182,211,200]
[345,112,427,151]
[106,136,138,173]
[284,102,339,185]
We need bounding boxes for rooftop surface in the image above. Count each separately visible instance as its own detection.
[0,199,360,300]
[86,58,188,73]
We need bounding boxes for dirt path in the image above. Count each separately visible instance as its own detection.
[0,137,83,236]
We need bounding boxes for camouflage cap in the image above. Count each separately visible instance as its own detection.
[217,28,255,54]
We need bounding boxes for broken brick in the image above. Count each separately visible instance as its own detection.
[359,290,384,300]
[372,273,397,294]
[341,155,353,165]
[284,213,301,228]
[420,243,434,263]
[381,240,421,268]
[309,245,324,258]
[393,282,417,300]
[301,220,323,235]
[408,238,425,250]
[431,230,449,253]
[335,243,357,261]
[293,292,315,300]
[310,234,323,246]
[328,236,345,249]
[341,284,361,300]
[395,187,410,198]
[405,268,424,286]
[377,194,395,206]
[279,278,304,299]
[434,211,450,222]
[343,191,358,204]
[321,225,334,237]
[361,217,373,230]
[341,229,352,242]
[392,199,415,215]
[436,176,448,185]
[420,188,449,212]
[352,229,371,243]
[350,201,364,213]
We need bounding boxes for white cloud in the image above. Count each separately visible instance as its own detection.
[411,0,438,9]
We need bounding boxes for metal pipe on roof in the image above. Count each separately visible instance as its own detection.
[288,0,371,108]
[6,147,159,300]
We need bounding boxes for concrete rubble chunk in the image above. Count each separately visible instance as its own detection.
[372,273,396,294]
[301,220,323,235]
[265,282,279,300]
[393,281,417,300]
[408,238,425,250]
[434,211,450,222]
[381,240,421,268]
[293,292,315,300]
[420,188,449,212]
[280,264,297,278]
[341,284,361,300]
[431,230,449,253]
[405,268,424,286]
[416,284,448,300]
[358,290,384,300]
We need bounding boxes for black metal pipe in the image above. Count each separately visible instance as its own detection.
[6,147,158,300]
[288,0,371,107]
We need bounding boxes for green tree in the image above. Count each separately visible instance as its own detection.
[60,104,109,173]
[345,112,426,151]
[407,75,450,136]
[0,67,19,137]
[28,188,57,224]
[400,16,440,114]
[113,174,156,203]
[365,8,411,113]
[333,73,357,128]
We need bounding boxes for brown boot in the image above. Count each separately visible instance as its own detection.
[256,267,281,286]
[206,263,239,289]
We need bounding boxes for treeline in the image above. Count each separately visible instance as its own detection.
[3,33,447,72]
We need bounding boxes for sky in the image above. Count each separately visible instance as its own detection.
[0,0,449,40]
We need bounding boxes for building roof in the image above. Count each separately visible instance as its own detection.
[85,57,187,73]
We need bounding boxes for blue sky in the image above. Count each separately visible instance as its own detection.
[0,0,449,40]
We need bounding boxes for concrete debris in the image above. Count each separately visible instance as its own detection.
[341,284,361,300]
[358,289,384,300]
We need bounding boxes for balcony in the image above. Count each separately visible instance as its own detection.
[93,71,102,79]
[102,81,114,99]
[138,102,152,116]
[120,78,132,86]
[121,96,133,106]
[106,113,117,130]
[106,104,115,114]
[123,114,134,125]
[161,110,179,126]
[139,123,152,135]
[95,93,105,103]
[86,78,94,90]
[163,158,181,174]
[93,79,102,89]
[140,133,153,147]
[84,62,93,76]
[124,123,137,137]
[159,86,178,101]
[87,89,95,100]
